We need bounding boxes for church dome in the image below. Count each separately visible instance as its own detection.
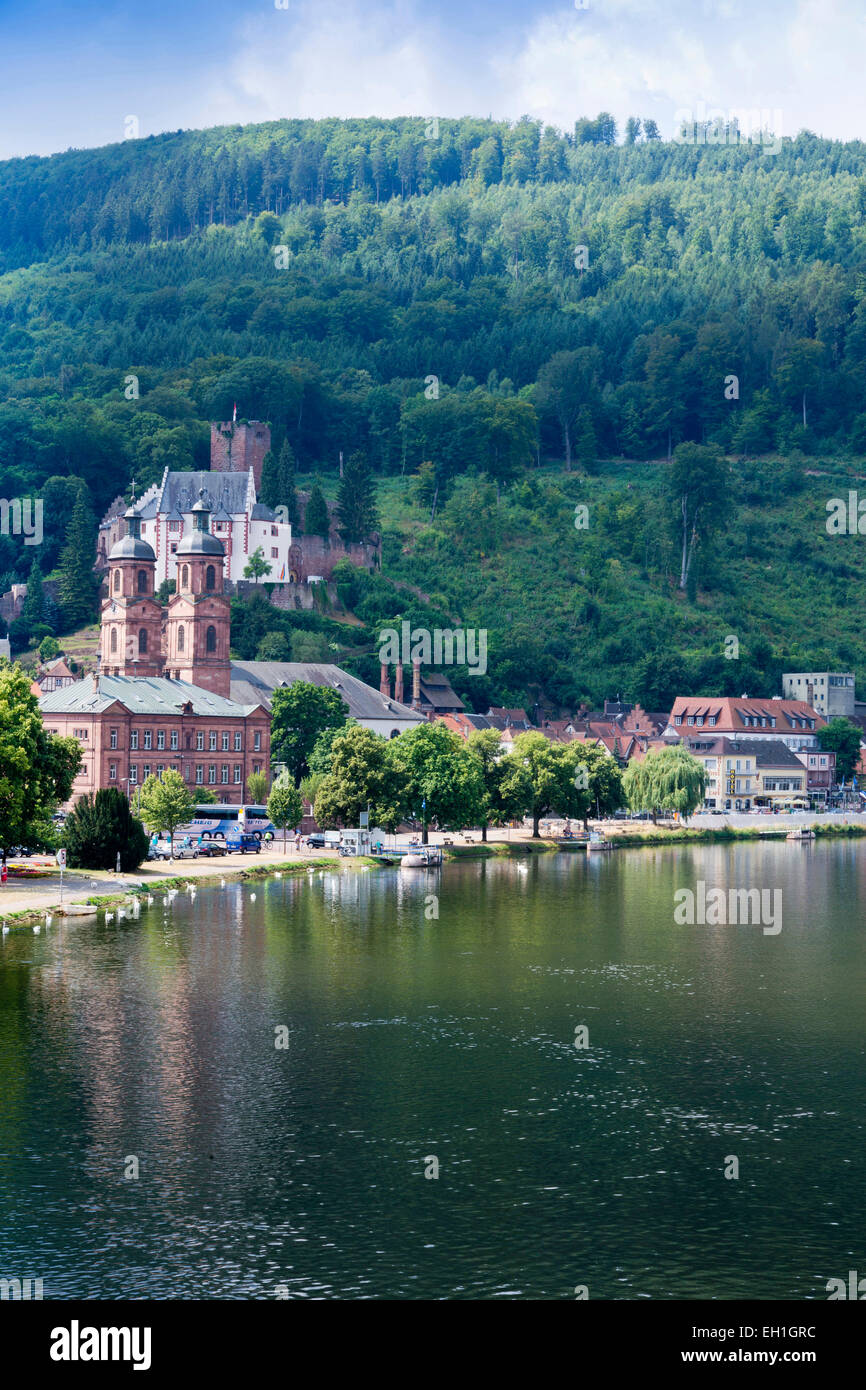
[108,505,155,562]
[175,489,225,557]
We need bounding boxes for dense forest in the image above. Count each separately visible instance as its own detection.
[2,114,866,711]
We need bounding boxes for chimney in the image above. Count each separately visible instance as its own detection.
[395,662,404,704]
[379,662,390,698]
[91,670,99,693]
[412,657,421,711]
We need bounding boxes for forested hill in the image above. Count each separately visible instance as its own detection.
[3,114,866,711]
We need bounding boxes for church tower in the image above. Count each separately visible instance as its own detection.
[100,504,163,677]
[164,490,232,696]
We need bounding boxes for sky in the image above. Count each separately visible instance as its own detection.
[0,0,863,160]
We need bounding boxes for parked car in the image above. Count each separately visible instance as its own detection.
[151,837,199,860]
[196,837,227,857]
[225,833,261,855]
[306,830,341,849]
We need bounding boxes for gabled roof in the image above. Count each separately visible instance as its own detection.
[669,696,824,732]
[131,470,277,524]
[229,661,424,725]
[39,675,262,718]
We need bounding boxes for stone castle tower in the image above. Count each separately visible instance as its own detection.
[101,494,231,697]
[210,419,270,492]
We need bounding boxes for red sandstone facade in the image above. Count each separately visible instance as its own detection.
[43,495,269,807]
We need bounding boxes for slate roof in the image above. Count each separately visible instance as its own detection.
[229,661,425,725]
[39,675,263,718]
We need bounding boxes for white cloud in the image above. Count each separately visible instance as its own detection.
[188,0,866,143]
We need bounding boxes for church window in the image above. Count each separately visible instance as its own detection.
[110,628,118,653]
[137,569,148,593]
[206,565,216,592]
[206,625,217,653]
[181,565,189,590]
[113,569,120,592]
[138,628,148,654]
[177,625,185,652]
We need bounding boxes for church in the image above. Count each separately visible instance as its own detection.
[40,493,271,806]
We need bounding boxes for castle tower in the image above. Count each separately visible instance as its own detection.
[210,418,270,492]
[164,491,232,696]
[100,505,164,677]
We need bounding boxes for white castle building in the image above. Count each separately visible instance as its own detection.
[96,421,292,588]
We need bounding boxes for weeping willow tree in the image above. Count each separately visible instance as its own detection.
[622,746,707,823]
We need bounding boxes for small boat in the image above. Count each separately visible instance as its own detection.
[400,847,442,868]
[588,832,613,851]
[786,826,814,840]
[56,902,99,917]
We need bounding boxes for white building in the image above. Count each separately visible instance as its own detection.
[782,672,855,718]
[132,469,292,588]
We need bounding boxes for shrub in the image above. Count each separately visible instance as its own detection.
[63,787,149,870]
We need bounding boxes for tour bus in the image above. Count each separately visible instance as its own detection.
[183,804,277,841]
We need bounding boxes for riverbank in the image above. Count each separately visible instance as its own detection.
[4,817,866,928]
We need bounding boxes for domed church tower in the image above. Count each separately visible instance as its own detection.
[100,504,164,677]
[164,490,231,696]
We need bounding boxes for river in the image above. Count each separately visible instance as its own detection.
[1,840,864,1299]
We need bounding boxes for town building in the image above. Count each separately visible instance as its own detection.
[231,660,425,739]
[34,657,76,691]
[40,494,270,806]
[782,672,855,718]
[682,735,820,809]
[667,696,825,752]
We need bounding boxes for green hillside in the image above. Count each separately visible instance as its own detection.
[2,114,866,710]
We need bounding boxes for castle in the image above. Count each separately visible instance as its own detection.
[41,494,270,805]
[96,420,293,588]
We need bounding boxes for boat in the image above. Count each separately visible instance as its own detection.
[786,826,814,840]
[400,847,443,868]
[588,832,613,851]
[56,902,99,917]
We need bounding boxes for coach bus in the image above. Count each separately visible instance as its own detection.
[183,804,277,841]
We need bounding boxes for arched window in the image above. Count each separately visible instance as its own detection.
[138,628,148,655]
[113,569,121,592]
[177,625,185,652]
[206,564,216,592]
[137,569,148,594]
[110,628,118,653]
[206,625,217,653]
[181,565,189,590]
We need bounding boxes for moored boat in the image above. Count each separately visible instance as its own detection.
[400,847,443,868]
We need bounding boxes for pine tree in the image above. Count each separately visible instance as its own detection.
[58,485,98,631]
[305,481,331,542]
[21,555,46,633]
[336,451,379,543]
[261,440,300,528]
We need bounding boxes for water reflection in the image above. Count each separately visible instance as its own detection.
[0,840,864,1298]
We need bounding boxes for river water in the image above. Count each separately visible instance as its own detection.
[1,841,864,1300]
